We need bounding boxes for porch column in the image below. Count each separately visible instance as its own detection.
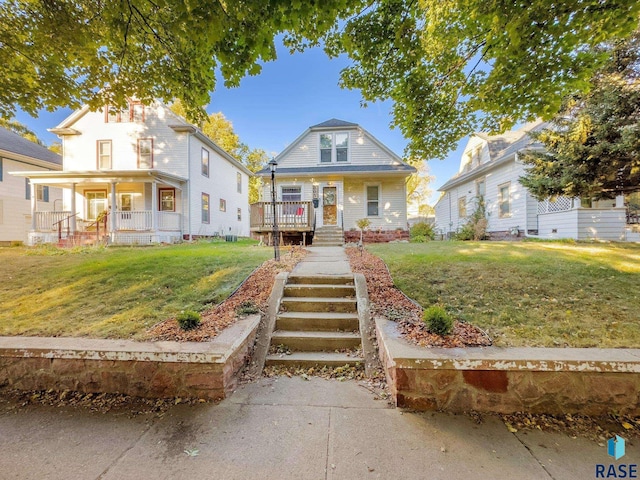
[70,183,77,233]
[616,195,625,208]
[110,182,117,233]
[151,181,157,231]
[30,181,36,231]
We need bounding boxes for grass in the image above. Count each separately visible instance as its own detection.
[368,241,640,348]
[0,240,270,339]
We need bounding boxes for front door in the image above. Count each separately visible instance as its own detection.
[86,191,108,220]
[322,186,337,226]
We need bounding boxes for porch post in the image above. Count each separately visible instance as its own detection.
[151,181,158,231]
[30,181,36,231]
[70,183,77,233]
[110,182,117,234]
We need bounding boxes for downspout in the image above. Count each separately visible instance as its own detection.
[187,132,192,241]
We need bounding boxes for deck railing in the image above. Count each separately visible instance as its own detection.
[250,201,314,231]
[158,212,182,231]
[114,211,153,231]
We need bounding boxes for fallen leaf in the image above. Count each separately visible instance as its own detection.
[505,422,518,433]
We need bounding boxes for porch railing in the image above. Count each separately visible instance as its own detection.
[34,211,73,231]
[114,211,152,231]
[158,212,182,231]
[250,201,314,231]
[537,197,576,215]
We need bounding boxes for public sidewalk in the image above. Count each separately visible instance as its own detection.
[1,376,634,480]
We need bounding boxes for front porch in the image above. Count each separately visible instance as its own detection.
[31,210,183,246]
[536,194,640,241]
[18,170,186,246]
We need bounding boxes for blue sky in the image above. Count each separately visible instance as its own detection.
[14,41,466,205]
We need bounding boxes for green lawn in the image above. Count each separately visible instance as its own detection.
[368,241,640,348]
[0,240,270,339]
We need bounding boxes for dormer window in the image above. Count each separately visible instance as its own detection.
[319,132,349,163]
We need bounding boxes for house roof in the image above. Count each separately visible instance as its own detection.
[438,120,547,191]
[10,169,187,189]
[255,163,416,177]
[0,126,62,167]
[310,119,359,129]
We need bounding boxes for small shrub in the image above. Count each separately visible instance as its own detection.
[176,310,201,330]
[423,306,453,336]
[410,222,435,241]
[236,300,260,316]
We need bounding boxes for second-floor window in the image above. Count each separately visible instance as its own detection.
[202,148,210,177]
[319,132,349,163]
[476,179,486,198]
[219,198,226,212]
[105,102,145,123]
[138,139,153,169]
[97,140,112,170]
[237,172,242,193]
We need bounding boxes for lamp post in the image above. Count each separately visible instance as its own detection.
[269,157,280,261]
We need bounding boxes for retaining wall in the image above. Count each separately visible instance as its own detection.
[0,315,260,400]
[344,230,409,243]
[376,318,640,415]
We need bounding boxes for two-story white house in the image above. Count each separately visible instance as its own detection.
[251,119,416,245]
[12,101,252,245]
[435,121,639,241]
[0,126,63,245]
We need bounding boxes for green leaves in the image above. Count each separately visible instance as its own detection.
[520,31,640,200]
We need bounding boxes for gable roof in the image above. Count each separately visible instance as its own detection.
[438,120,547,191]
[0,126,62,167]
[310,118,359,129]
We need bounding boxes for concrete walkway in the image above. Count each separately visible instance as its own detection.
[291,246,352,276]
[1,376,634,480]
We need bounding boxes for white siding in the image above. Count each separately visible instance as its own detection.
[278,129,399,168]
[1,158,62,242]
[435,158,529,235]
[187,137,250,237]
[343,178,407,230]
[62,102,190,177]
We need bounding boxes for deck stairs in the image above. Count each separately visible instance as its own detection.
[312,226,344,246]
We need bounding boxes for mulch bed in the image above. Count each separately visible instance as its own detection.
[345,247,491,348]
[146,247,307,342]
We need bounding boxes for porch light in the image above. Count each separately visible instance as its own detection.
[269,157,280,261]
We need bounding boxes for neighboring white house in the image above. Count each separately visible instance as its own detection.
[0,126,63,245]
[435,121,639,241]
[11,101,252,245]
[251,119,416,244]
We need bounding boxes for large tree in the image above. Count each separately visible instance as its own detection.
[0,0,361,122]
[520,31,640,201]
[320,0,640,159]
[2,1,638,159]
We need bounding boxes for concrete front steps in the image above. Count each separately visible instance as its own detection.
[312,226,344,246]
[265,274,363,369]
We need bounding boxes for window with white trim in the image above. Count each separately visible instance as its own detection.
[97,140,112,170]
[159,189,175,212]
[476,179,486,198]
[319,132,349,163]
[499,182,511,217]
[219,198,226,212]
[202,148,209,177]
[281,186,302,215]
[201,193,210,223]
[138,139,153,169]
[237,172,242,193]
[237,208,242,221]
[366,185,380,217]
[458,196,467,218]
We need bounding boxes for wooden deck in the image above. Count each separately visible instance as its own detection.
[250,201,315,233]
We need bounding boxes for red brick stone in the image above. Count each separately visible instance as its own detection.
[184,372,223,390]
[150,372,175,396]
[462,370,508,393]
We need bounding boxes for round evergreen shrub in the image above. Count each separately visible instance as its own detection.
[176,310,201,330]
[423,306,453,336]
[410,222,435,241]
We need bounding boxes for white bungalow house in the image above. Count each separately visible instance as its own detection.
[435,121,640,241]
[251,119,416,244]
[0,126,63,245]
[11,101,252,245]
